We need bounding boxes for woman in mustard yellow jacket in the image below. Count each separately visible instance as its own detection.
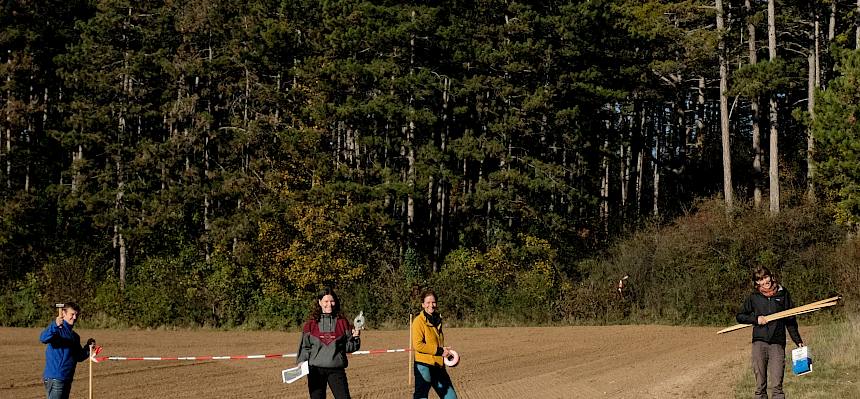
[412,290,457,399]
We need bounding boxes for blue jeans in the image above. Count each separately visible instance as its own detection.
[44,378,72,399]
[413,363,457,399]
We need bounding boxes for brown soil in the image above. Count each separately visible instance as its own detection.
[1,325,753,398]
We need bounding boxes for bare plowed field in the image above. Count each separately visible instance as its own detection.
[2,325,755,398]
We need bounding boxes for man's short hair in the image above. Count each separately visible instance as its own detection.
[63,302,81,313]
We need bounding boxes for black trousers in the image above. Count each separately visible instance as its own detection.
[308,366,351,399]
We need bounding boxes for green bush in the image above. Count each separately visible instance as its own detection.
[429,250,504,323]
[125,282,175,326]
[824,238,860,314]
[3,197,852,330]
[91,277,128,327]
[0,273,44,326]
[245,292,307,330]
[505,270,557,323]
[203,258,256,327]
[340,268,415,329]
[566,198,846,325]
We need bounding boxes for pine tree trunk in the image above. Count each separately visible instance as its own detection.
[406,10,416,242]
[406,121,415,237]
[114,224,126,289]
[636,148,643,219]
[115,148,127,288]
[746,0,763,208]
[4,112,9,191]
[4,52,10,190]
[653,110,660,218]
[427,175,435,249]
[697,77,705,149]
[116,123,125,287]
[434,76,451,272]
[768,0,780,215]
[637,106,646,219]
[436,182,445,273]
[24,122,30,192]
[600,134,609,234]
[829,1,836,41]
[808,5,818,202]
[621,123,631,220]
[72,144,83,193]
[815,8,821,88]
[717,0,733,213]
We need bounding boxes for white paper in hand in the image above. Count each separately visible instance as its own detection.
[282,361,309,384]
[791,346,812,376]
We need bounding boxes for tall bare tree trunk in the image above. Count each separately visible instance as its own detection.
[619,134,626,213]
[696,77,705,148]
[405,121,415,234]
[71,144,83,192]
[4,51,11,190]
[808,4,819,202]
[3,123,8,190]
[23,83,32,193]
[768,0,780,215]
[815,9,821,88]
[39,87,49,190]
[636,107,645,220]
[746,0,763,208]
[433,76,451,272]
[717,0,733,213]
[24,119,30,192]
[601,134,610,234]
[405,10,417,242]
[857,0,860,49]
[116,15,132,287]
[621,122,632,220]
[829,1,836,41]
[114,141,126,288]
[653,111,660,219]
[114,224,126,288]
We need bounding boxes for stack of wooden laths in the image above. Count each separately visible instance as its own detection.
[717,296,842,334]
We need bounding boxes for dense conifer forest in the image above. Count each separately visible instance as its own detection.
[2,0,859,328]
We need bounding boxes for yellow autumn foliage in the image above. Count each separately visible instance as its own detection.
[258,203,367,295]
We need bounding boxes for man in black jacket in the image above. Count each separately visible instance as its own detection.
[736,266,804,399]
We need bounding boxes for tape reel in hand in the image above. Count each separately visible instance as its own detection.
[443,349,460,367]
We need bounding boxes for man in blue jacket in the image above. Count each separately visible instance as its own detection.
[39,302,95,399]
[736,267,804,399]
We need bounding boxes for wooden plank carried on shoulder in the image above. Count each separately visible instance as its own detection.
[717,296,841,335]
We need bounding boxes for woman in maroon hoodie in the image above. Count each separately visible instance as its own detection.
[297,287,361,399]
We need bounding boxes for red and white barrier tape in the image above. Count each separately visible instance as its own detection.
[352,348,410,355]
[92,348,411,363]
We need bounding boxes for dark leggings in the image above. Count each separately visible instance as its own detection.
[308,366,351,399]
[413,363,457,399]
